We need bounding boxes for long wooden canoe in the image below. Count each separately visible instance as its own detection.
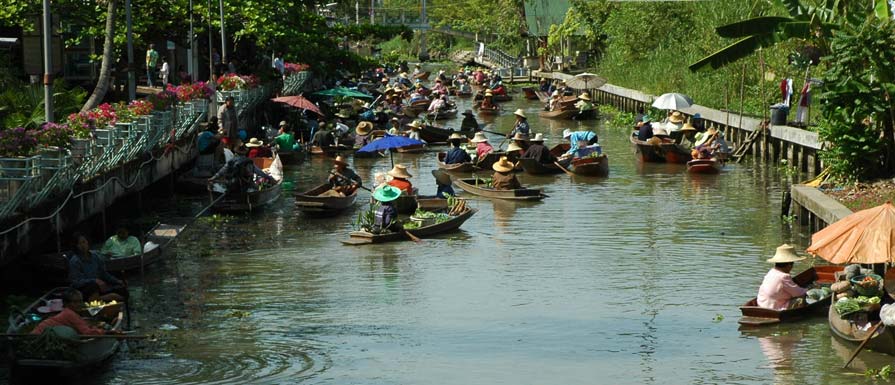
[5,287,124,377]
[276,149,304,164]
[395,144,426,154]
[295,183,357,215]
[739,266,842,327]
[521,87,540,100]
[687,158,722,174]
[475,104,501,115]
[210,180,282,213]
[829,295,895,355]
[570,155,610,177]
[426,108,458,121]
[342,208,478,245]
[310,144,352,156]
[419,125,474,144]
[518,144,570,175]
[630,133,667,163]
[438,152,475,173]
[454,178,545,201]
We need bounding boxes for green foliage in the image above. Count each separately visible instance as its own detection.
[0,80,87,130]
[428,0,525,54]
[546,0,612,61]
[597,105,634,130]
[354,202,379,231]
[866,365,893,380]
[817,18,895,182]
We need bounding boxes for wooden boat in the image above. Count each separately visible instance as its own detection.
[687,158,722,174]
[454,178,546,201]
[276,148,304,164]
[395,143,426,154]
[419,125,474,144]
[210,157,283,212]
[660,143,692,164]
[521,87,540,100]
[518,144,570,175]
[739,266,842,326]
[438,152,475,173]
[342,208,477,245]
[412,71,430,81]
[539,108,597,120]
[828,295,895,355]
[473,151,506,171]
[5,287,124,377]
[426,108,458,120]
[452,88,473,98]
[475,104,501,116]
[630,133,691,163]
[310,144,352,156]
[474,92,512,102]
[403,100,431,118]
[295,183,357,215]
[569,155,610,177]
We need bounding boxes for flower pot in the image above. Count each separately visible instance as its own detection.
[71,138,91,166]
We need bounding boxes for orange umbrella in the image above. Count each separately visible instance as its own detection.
[806,202,895,264]
[271,95,324,117]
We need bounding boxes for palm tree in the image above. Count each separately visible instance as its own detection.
[82,0,117,111]
[688,0,890,72]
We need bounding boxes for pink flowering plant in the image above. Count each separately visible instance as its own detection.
[284,62,310,74]
[112,102,134,124]
[128,100,154,116]
[217,73,246,91]
[93,103,118,127]
[66,111,96,139]
[0,127,40,157]
[36,122,74,149]
[150,89,177,111]
[167,82,213,102]
[239,74,259,89]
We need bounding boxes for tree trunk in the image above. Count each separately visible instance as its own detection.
[81,0,118,112]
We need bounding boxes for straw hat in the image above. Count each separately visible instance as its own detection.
[400,72,408,77]
[356,121,373,135]
[484,90,493,97]
[530,133,545,142]
[335,110,351,119]
[506,142,523,152]
[563,129,573,139]
[470,132,489,143]
[278,120,288,127]
[766,244,806,263]
[333,155,349,167]
[512,132,529,141]
[372,185,402,202]
[492,156,514,172]
[680,122,697,132]
[448,133,465,141]
[513,109,527,119]
[387,164,413,179]
[431,169,452,186]
[578,92,591,101]
[246,138,264,148]
[408,120,422,130]
[462,110,475,117]
[668,111,684,124]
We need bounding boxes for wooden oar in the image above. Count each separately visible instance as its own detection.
[404,231,422,243]
[554,160,575,177]
[843,322,883,368]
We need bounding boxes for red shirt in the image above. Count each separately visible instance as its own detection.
[388,178,413,194]
[31,307,105,335]
[248,147,272,158]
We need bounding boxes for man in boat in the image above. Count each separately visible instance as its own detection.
[678,122,698,148]
[30,288,118,336]
[460,110,480,132]
[354,121,374,147]
[407,120,423,142]
[574,92,595,115]
[69,234,128,302]
[274,121,298,151]
[636,116,654,141]
[470,132,493,160]
[547,90,561,111]
[511,132,530,151]
[101,227,142,258]
[491,156,521,190]
[521,133,555,164]
[387,117,402,135]
[397,72,413,88]
[387,164,414,194]
[443,133,472,164]
[428,93,447,115]
[664,111,685,131]
[246,138,272,158]
[757,244,810,310]
[561,129,600,158]
[506,109,530,139]
[692,127,729,159]
[210,147,274,194]
[432,169,456,199]
[481,90,495,109]
[311,124,335,147]
[371,185,403,234]
[329,155,362,195]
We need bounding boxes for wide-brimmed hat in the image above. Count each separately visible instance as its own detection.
[513,109,527,119]
[246,138,264,147]
[578,92,591,101]
[506,142,523,152]
[408,120,422,130]
[530,133,545,142]
[399,72,408,77]
[448,133,465,141]
[387,164,413,179]
[333,155,349,167]
[668,111,684,124]
[335,110,352,119]
[381,77,389,83]
[766,244,806,263]
[484,90,493,96]
[470,132,489,143]
[356,121,373,135]
[562,129,573,139]
[462,110,474,116]
[372,185,402,202]
[642,115,652,123]
[492,156,514,172]
[680,122,697,132]
[278,120,288,127]
[431,169,452,186]
[512,132,529,141]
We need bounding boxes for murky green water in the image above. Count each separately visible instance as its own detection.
[6,97,893,384]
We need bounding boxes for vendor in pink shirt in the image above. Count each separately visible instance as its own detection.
[757,244,809,310]
[31,289,114,336]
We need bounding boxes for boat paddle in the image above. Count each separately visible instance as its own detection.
[554,160,576,177]
[843,322,883,368]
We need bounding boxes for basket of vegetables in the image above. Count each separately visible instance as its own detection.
[850,274,883,297]
[410,209,438,227]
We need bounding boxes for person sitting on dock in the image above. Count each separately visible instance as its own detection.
[387,164,414,194]
[246,138,272,159]
[460,110,479,132]
[443,133,472,164]
[636,116,654,141]
[507,109,530,139]
[69,234,128,303]
[561,129,599,158]
[101,227,142,258]
[574,92,595,114]
[30,289,116,336]
[274,121,297,151]
[757,244,809,310]
[470,132,493,160]
[372,185,403,234]
[329,156,362,196]
[521,133,555,164]
[491,156,521,190]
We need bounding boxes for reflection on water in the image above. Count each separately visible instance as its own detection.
[15,97,895,384]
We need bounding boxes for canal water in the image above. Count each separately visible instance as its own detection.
[6,97,891,384]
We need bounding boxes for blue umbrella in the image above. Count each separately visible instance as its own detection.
[357,134,425,166]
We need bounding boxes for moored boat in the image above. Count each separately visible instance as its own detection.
[209,156,283,212]
[521,87,539,100]
[828,296,895,355]
[738,266,842,326]
[538,108,597,120]
[630,133,666,163]
[426,108,458,120]
[295,183,357,215]
[310,144,352,156]
[569,154,610,177]
[419,125,474,144]
[454,178,546,201]
[342,207,477,245]
[518,144,570,175]
[687,158,722,174]
[437,152,475,173]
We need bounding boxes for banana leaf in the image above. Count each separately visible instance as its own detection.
[715,16,794,38]
[689,34,778,72]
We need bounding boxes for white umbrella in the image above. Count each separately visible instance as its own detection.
[652,93,693,110]
[564,73,607,90]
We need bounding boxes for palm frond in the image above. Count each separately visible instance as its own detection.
[715,16,794,38]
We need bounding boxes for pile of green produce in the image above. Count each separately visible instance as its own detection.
[413,210,452,225]
[835,296,881,317]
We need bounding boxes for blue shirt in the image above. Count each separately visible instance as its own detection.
[68,251,122,287]
[443,147,471,164]
[566,131,598,155]
[509,120,530,137]
[374,204,398,231]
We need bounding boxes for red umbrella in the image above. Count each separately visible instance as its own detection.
[271,95,324,117]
